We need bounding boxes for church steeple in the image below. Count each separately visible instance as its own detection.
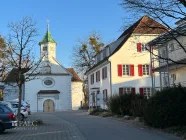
[39,27,56,45]
[39,23,57,62]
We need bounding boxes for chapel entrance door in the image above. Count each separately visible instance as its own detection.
[43,99,55,112]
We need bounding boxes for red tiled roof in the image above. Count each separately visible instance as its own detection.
[118,15,168,39]
[66,68,82,82]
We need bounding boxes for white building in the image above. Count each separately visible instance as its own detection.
[3,27,83,112]
[147,20,186,88]
[86,16,167,109]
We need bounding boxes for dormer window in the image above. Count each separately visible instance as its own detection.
[43,46,47,51]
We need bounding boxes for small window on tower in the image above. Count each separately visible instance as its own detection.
[43,46,47,51]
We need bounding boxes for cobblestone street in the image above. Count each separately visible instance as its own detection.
[0,112,86,140]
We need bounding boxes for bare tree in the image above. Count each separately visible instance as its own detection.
[3,17,43,125]
[120,0,186,63]
[71,31,105,107]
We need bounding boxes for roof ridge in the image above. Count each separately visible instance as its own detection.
[118,15,167,39]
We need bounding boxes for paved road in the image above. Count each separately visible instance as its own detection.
[0,111,183,140]
[53,111,182,140]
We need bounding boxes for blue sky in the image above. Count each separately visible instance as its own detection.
[0,0,128,68]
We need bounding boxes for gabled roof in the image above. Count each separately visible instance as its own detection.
[39,29,56,45]
[118,15,168,39]
[4,68,29,82]
[86,15,167,74]
[66,68,82,82]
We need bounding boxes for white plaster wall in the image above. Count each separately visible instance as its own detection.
[71,82,83,110]
[168,66,186,86]
[158,36,186,67]
[109,34,160,95]
[25,75,72,112]
[88,62,111,107]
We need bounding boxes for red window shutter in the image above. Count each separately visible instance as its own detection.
[119,88,123,95]
[139,88,144,96]
[131,88,135,94]
[130,64,134,76]
[138,64,143,76]
[137,43,142,52]
[118,64,122,76]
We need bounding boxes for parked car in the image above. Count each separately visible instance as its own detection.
[9,99,31,115]
[0,103,16,134]
[11,103,28,120]
[0,101,28,121]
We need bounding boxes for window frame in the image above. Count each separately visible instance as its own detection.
[102,66,107,80]
[142,64,150,75]
[143,87,152,99]
[90,73,94,85]
[122,65,130,76]
[96,70,100,82]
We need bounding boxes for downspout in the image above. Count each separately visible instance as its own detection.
[109,61,112,97]
[108,46,112,98]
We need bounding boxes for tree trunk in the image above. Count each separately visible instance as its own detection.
[17,83,22,126]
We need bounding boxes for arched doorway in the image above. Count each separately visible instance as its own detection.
[43,99,55,112]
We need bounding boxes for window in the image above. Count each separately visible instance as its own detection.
[123,65,130,75]
[96,71,100,82]
[119,87,135,95]
[163,76,168,86]
[142,65,150,75]
[138,64,150,76]
[169,43,174,52]
[43,46,47,51]
[103,89,108,102]
[43,77,55,87]
[143,88,151,99]
[90,74,94,84]
[102,67,107,79]
[142,44,147,51]
[171,74,176,83]
[44,80,53,86]
[139,87,152,99]
[118,64,134,76]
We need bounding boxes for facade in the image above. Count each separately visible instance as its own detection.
[147,20,186,89]
[3,26,83,112]
[86,16,167,109]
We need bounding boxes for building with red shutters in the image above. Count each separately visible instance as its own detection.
[86,15,167,109]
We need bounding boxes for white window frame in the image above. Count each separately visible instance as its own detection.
[143,88,151,99]
[124,88,132,93]
[142,44,147,52]
[142,64,150,75]
[123,65,130,76]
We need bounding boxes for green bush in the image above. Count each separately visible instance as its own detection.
[144,85,186,128]
[108,93,147,117]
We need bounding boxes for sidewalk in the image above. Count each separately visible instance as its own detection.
[0,112,86,140]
